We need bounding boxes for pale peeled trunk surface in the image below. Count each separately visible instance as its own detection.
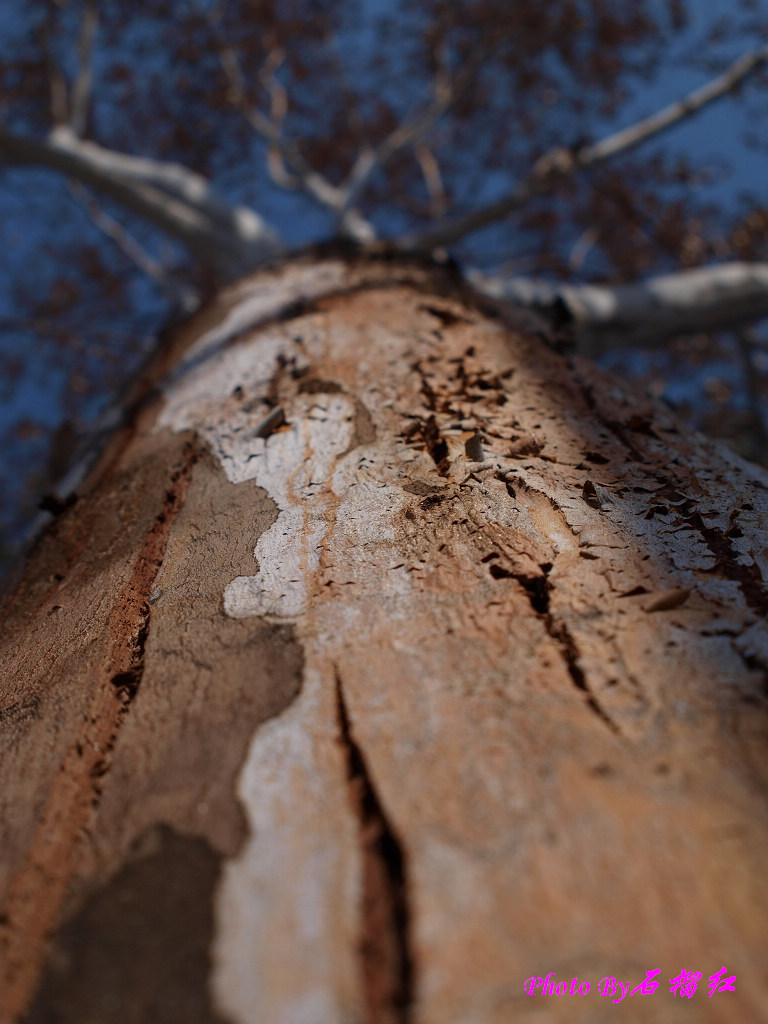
[1,258,767,1024]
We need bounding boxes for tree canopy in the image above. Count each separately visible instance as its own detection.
[2,0,768,565]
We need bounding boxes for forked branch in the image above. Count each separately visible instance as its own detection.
[0,127,283,278]
[402,45,768,252]
[336,55,474,233]
[215,34,376,241]
[68,182,199,310]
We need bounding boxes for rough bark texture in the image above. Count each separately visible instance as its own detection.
[1,254,768,1024]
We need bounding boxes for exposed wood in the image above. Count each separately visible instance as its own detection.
[1,255,768,1023]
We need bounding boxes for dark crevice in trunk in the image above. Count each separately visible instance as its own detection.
[516,567,552,615]
[420,416,450,476]
[684,510,768,617]
[334,669,414,1024]
[511,561,622,736]
[546,616,622,735]
[110,603,150,703]
[103,443,199,719]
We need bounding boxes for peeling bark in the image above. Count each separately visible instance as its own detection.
[1,254,768,1024]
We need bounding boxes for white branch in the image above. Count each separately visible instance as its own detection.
[579,46,768,164]
[0,127,283,278]
[469,262,768,348]
[402,45,768,252]
[338,76,454,222]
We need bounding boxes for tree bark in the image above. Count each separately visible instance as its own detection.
[1,253,768,1024]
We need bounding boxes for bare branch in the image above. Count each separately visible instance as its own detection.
[469,262,768,349]
[213,32,377,240]
[414,145,447,218]
[336,55,475,234]
[69,0,99,137]
[580,46,768,164]
[39,6,69,126]
[218,45,278,146]
[259,48,303,190]
[402,45,768,252]
[218,43,300,189]
[0,127,284,278]
[68,182,199,310]
[568,227,599,272]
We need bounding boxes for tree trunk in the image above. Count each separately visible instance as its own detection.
[2,253,768,1024]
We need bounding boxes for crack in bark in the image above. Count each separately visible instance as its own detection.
[399,407,451,475]
[0,440,198,1023]
[508,562,622,736]
[545,615,622,736]
[334,669,414,1024]
[109,602,150,702]
[469,476,622,737]
[683,509,768,617]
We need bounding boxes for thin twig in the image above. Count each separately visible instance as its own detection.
[39,4,69,126]
[68,182,200,309]
[69,0,99,137]
[402,44,768,252]
[336,53,477,233]
[568,227,599,272]
[214,29,375,238]
[414,145,447,218]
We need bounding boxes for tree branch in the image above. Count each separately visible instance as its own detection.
[218,43,297,189]
[414,144,447,218]
[39,6,69,126]
[336,54,476,235]
[68,182,199,310]
[215,34,376,241]
[469,262,768,348]
[69,0,99,137]
[402,44,768,252]
[0,127,283,278]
